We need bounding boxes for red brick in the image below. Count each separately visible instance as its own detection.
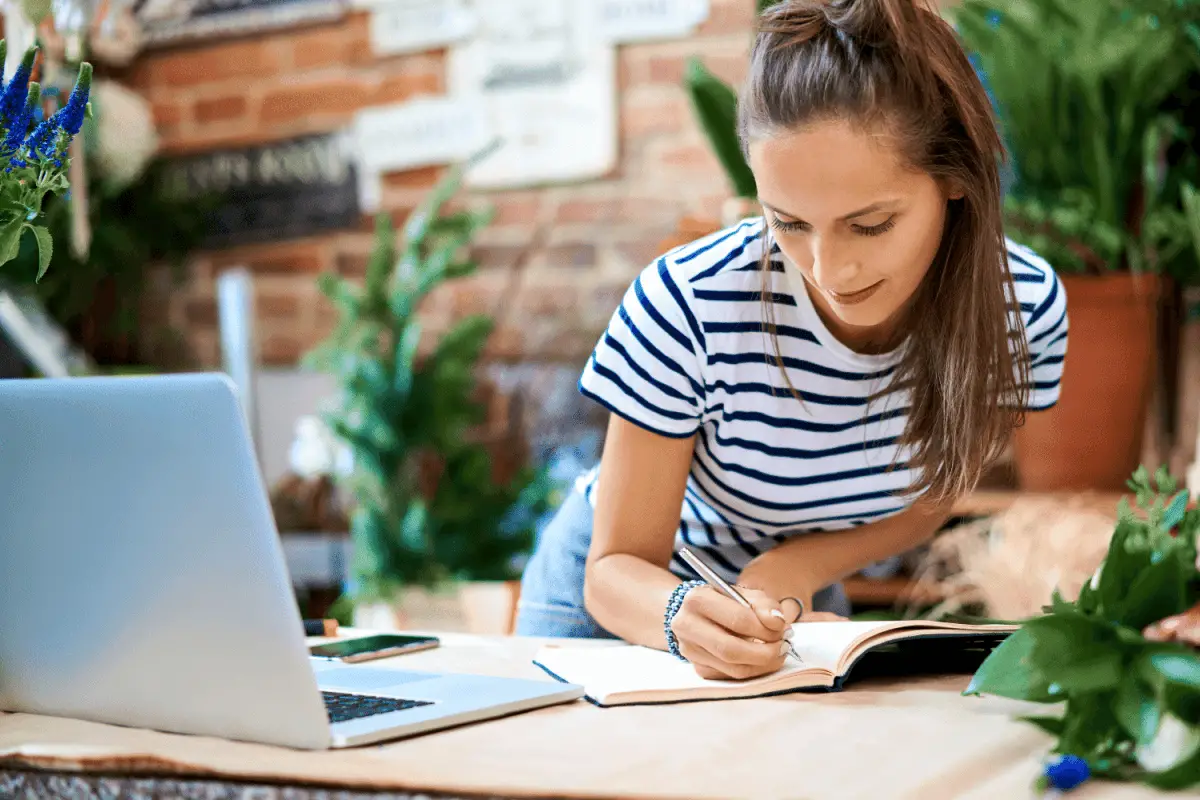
[257,292,302,319]
[159,129,272,156]
[471,244,527,270]
[282,22,355,70]
[382,165,444,191]
[259,332,306,365]
[449,273,509,317]
[518,281,582,316]
[152,101,185,131]
[616,237,670,269]
[491,195,543,226]
[622,91,686,139]
[646,51,746,87]
[483,323,524,361]
[660,142,722,171]
[148,40,284,89]
[542,243,597,269]
[372,71,443,105]
[555,199,618,224]
[212,240,329,274]
[695,1,757,36]
[260,78,369,126]
[185,297,217,325]
[194,95,248,124]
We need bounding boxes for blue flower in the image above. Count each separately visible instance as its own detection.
[0,47,37,130]
[1043,755,1090,792]
[2,82,39,153]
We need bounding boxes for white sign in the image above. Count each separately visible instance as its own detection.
[368,0,475,56]
[594,0,709,42]
[351,95,488,210]
[449,0,617,190]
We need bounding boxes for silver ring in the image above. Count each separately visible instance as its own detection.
[780,596,805,621]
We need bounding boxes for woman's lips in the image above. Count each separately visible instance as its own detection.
[826,280,883,306]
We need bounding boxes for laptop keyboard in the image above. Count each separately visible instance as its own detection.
[321,690,434,724]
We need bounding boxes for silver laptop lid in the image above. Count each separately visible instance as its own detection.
[0,373,332,749]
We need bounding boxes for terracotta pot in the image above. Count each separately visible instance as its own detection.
[1012,272,1161,491]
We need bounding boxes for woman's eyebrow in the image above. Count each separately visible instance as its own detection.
[762,199,901,222]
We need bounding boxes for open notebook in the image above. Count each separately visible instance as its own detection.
[533,619,1016,706]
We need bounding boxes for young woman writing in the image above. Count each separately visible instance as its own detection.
[515,0,1068,682]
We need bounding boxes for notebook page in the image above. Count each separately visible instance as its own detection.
[535,643,813,700]
[789,620,907,672]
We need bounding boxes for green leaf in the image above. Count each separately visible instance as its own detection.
[1025,614,1123,694]
[1019,714,1065,737]
[964,627,1058,701]
[683,57,757,199]
[1147,651,1200,692]
[1116,548,1190,630]
[27,225,52,281]
[1115,676,1161,745]
[0,220,25,268]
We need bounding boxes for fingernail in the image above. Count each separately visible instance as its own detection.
[779,641,791,656]
[783,628,794,641]
[770,609,786,621]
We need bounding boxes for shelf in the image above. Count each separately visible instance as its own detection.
[842,576,942,606]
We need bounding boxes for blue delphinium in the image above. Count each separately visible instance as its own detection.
[0,41,92,276]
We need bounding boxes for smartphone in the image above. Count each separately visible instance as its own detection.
[309,633,440,663]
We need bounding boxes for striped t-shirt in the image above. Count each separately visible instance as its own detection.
[575,217,1068,583]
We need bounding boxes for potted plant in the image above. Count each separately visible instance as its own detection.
[305,152,558,634]
[952,0,1200,491]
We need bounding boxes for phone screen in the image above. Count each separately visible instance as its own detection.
[309,634,439,661]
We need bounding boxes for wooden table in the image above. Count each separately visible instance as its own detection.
[0,631,1170,799]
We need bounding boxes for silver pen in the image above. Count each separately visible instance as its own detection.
[678,546,803,663]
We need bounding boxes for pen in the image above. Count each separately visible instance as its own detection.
[678,547,803,663]
[303,618,339,637]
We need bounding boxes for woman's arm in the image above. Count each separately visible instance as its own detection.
[583,415,792,677]
[737,497,955,614]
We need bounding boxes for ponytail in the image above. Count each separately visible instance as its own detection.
[740,0,1027,504]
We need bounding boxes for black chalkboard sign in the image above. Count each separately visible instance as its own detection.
[161,133,361,250]
[133,0,347,47]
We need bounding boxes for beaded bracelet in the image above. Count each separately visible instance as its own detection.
[664,579,705,660]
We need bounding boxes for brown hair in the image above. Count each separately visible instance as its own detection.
[739,0,1029,504]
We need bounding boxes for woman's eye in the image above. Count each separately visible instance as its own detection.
[769,216,806,233]
[853,217,897,237]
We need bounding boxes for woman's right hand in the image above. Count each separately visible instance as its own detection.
[669,585,794,680]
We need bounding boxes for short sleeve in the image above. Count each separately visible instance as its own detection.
[579,258,706,438]
[1017,259,1068,411]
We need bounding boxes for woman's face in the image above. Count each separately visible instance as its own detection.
[747,118,958,349]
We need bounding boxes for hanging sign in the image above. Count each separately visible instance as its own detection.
[367,0,475,56]
[132,0,348,47]
[160,132,360,249]
[448,0,617,190]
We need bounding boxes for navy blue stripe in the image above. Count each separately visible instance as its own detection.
[699,431,906,489]
[1030,305,1067,345]
[597,333,697,407]
[1018,301,1035,313]
[712,430,898,460]
[1011,272,1044,283]
[706,379,868,406]
[690,230,764,282]
[579,380,697,439]
[733,260,785,273]
[692,454,901,513]
[800,506,906,526]
[702,320,819,344]
[617,305,705,397]
[659,259,707,352]
[1027,274,1059,328]
[634,275,692,354]
[693,289,797,306]
[718,406,908,433]
[1028,400,1059,411]
[684,498,755,565]
[674,219,757,264]
[686,484,761,536]
[1031,353,1064,369]
[1032,378,1060,391]
[707,351,894,381]
[584,363,697,422]
[1042,330,1068,350]
[1006,246,1046,276]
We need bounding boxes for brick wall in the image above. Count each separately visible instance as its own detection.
[124,1,758,373]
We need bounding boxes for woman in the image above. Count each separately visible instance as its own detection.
[516,0,1067,682]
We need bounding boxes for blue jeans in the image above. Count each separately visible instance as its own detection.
[515,488,851,639]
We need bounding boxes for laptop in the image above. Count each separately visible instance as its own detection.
[0,373,583,749]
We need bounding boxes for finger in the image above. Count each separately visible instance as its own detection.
[687,589,781,641]
[680,614,790,669]
[683,638,785,681]
[738,587,790,633]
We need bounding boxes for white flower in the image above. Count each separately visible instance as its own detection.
[1136,712,1200,773]
[289,416,343,479]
